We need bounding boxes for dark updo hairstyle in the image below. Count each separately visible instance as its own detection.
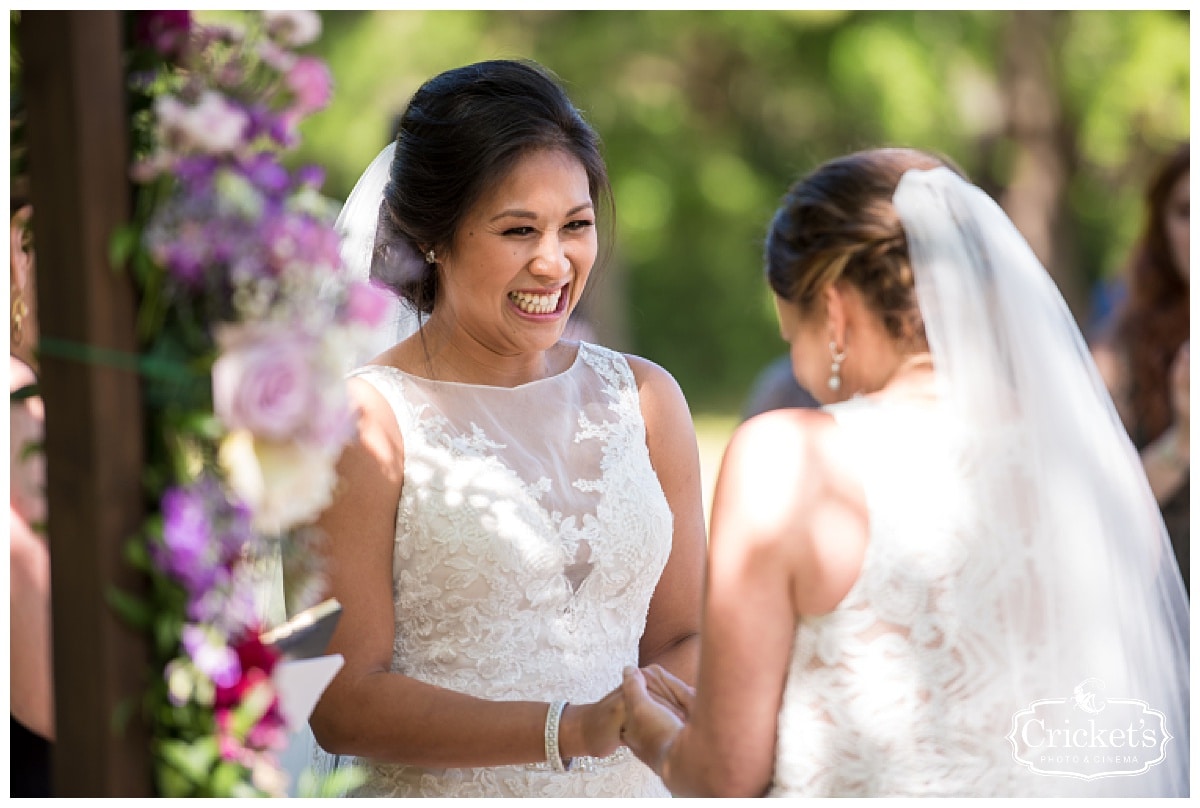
[375,59,613,315]
[764,147,954,349]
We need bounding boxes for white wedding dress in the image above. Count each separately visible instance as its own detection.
[770,393,1185,797]
[335,341,673,797]
[770,395,1045,796]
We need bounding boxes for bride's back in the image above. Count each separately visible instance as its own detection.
[771,395,1052,797]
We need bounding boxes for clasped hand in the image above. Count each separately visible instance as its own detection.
[576,664,694,775]
[617,664,694,776]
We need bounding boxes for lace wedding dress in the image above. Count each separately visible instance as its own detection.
[767,166,1187,798]
[338,341,672,797]
[770,396,1114,798]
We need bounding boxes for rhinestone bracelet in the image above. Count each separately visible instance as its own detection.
[544,700,570,773]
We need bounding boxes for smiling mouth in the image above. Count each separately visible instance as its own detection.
[508,287,565,315]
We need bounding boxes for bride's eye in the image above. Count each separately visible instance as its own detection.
[503,226,536,237]
[564,219,594,232]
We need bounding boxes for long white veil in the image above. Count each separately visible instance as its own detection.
[334,142,422,367]
[894,167,1189,796]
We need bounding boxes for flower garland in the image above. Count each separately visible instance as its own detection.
[111,11,381,797]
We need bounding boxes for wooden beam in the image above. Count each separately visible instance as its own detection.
[20,11,153,797]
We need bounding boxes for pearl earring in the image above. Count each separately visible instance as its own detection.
[828,341,847,392]
[425,249,437,265]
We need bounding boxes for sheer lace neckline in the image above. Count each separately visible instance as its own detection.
[364,341,586,392]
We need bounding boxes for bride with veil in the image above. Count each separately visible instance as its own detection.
[262,58,707,798]
[617,148,1189,797]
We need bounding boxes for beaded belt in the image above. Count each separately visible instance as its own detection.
[525,746,633,773]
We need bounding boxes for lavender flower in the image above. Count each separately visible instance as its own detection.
[182,624,242,688]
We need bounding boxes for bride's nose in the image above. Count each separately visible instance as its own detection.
[528,236,570,281]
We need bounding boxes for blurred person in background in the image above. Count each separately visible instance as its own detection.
[10,189,54,796]
[1091,143,1189,592]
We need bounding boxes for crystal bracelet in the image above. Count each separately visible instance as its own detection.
[544,700,570,773]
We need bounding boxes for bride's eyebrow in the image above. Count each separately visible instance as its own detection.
[488,202,594,222]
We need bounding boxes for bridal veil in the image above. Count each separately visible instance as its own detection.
[894,166,1189,796]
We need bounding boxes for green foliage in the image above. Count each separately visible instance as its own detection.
[296,10,1188,415]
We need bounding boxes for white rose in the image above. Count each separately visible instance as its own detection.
[219,430,337,535]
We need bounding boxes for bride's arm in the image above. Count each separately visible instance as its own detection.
[624,408,868,796]
[627,355,706,684]
[308,378,621,767]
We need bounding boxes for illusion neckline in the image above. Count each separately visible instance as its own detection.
[362,340,588,392]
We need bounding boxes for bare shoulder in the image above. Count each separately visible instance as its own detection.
[622,352,683,395]
[713,407,867,616]
[621,352,693,424]
[343,373,404,484]
[718,407,841,513]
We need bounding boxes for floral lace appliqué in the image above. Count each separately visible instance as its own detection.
[344,343,673,797]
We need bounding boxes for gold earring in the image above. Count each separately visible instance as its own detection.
[11,283,27,346]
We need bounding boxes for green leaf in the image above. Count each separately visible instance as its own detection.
[122,536,151,570]
[210,760,250,797]
[159,736,219,785]
[108,222,140,269]
[106,586,154,629]
[296,763,368,798]
[156,760,193,798]
[110,695,137,735]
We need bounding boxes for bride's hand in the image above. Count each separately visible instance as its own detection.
[639,663,694,721]
[562,687,626,761]
[620,666,685,775]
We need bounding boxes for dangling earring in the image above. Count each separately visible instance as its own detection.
[828,341,846,392]
[11,282,27,346]
[424,249,437,265]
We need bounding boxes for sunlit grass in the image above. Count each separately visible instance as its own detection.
[692,412,740,529]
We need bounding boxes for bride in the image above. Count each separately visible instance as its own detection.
[286,59,706,797]
[617,148,1190,797]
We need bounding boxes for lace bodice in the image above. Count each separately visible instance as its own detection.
[770,396,1050,797]
[343,342,673,797]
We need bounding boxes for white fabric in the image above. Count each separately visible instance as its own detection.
[332,142,421,368]
[337,341,673,797]
[770,167,1189,797]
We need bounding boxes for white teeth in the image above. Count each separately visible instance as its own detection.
[509,289,562,315]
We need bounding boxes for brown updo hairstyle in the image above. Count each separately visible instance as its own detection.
[375,59,613,316]
[764,148,954,350]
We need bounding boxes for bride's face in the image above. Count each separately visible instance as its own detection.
[435,148,597,354]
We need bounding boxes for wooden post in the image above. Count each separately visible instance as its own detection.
[20,11,153,796]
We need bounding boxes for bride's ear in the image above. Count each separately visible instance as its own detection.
[822,283,848,347]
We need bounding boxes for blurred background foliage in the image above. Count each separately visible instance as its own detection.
[287,9,1188,417]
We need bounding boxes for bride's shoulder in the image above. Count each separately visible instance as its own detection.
[735,406,840,455]
[721,407,861,525]
[717,408,867,615]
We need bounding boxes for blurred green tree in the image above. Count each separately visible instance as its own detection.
[292,10,1188,415]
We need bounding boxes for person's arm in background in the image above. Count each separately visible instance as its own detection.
[1093,339,1190,506]
[10,354,54,740]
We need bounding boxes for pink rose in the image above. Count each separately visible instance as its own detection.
[212,326,316,440]
[285,56,333,115]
